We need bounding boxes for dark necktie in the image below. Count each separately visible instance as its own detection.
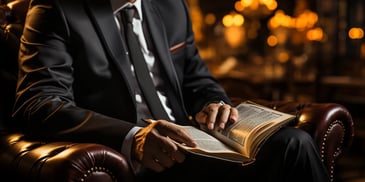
[121,7,170,120]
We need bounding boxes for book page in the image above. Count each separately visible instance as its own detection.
[210,101,295,158]
[178,125,236,153]
[165,101,294,163]
[175,125,251,163]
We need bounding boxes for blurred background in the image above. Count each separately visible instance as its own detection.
[186,0,365,181]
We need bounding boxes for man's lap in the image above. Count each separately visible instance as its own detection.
[136,127,328,182]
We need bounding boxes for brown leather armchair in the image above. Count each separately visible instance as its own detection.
[0,1,354,181]
[0,99,354,182]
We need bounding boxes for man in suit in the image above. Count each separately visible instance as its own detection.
[13,0,330,181]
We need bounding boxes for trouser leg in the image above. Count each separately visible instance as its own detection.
[136,127,330,182]
[239,126,330,182]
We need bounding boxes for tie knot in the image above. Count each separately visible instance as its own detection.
[122,6,136,23]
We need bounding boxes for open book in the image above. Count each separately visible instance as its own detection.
[165,101,296,165]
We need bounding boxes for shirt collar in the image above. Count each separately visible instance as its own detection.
[112,0,143,20]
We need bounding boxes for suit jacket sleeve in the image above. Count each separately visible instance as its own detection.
[13,0,135,151]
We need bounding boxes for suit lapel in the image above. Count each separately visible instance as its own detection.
[142,0,188,121]
[85,0,136,96]
[142,0,183,99]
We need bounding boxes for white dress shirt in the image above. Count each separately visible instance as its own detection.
[111,0,175,174]
[113,0,175,122]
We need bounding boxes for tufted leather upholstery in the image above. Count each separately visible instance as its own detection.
[0,133,134,181]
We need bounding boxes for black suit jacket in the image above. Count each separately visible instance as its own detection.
[13,0,230,151]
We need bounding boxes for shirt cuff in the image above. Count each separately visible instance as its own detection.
[121,126,143,174]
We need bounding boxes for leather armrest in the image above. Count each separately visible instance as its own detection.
[231,98,354,181]
[0,133,134,182]
[6,0,29,24]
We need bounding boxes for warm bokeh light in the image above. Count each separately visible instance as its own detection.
[235,1,245,11]
[215,56,238,76]
[297,115,308,126]
[268,10,292,29]
[275,30,289,45]
[224,26,246,48]
[205,13,216,25]
[222,13,245,27]
[349,27,364,40]
[236,0,278,18]
[187,0,204,42]
[306,27,324,41]
[268,9,318,30]
[267,35,278,47]
[222,13,245,48]
[295,10,318,30]
[263,0,278,11]
[241,0,259,9]
[277,51,290,63]
[239,0,277,11]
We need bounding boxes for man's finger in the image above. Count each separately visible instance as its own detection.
[156,120,197,147]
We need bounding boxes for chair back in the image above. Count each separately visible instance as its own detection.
[0,0,27,132]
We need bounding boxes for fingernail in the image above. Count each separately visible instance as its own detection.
[219,123,225,129]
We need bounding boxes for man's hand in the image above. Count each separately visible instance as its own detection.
[133,120,197,172]
[195,102,238,130]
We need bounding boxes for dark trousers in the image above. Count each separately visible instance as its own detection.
[136,127,330,182]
